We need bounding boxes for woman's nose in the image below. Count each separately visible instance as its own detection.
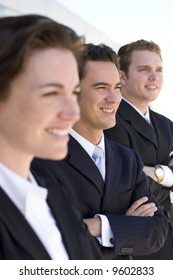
[58,97,80,122]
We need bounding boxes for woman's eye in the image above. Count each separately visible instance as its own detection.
[116,85,122,90]
[42,91,58,97]
[73,90,80,96]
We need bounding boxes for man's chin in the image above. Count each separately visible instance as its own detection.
[104,122,116,130]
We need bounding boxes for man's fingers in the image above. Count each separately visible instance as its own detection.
[126,201,157,216]
[126,196,148,215]
[137,205,158,217]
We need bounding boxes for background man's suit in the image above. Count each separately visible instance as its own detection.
[0,171,101,260]
[105,98,173,259]
[32,135,168,260]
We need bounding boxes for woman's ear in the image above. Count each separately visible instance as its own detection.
[119,70,127,86]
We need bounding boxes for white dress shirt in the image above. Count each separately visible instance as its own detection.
[0,163,69,259]
[70,129,113,247]
[123,98,173,187]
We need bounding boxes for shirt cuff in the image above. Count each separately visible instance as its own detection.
[160,165,173,187]
[169,151,173,159]
[95,214,114,247]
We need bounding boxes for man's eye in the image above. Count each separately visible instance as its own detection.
[96,86,106,89]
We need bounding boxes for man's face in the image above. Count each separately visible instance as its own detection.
[0,48,80,161]
[121,50,163,103]
[78,60,122,132]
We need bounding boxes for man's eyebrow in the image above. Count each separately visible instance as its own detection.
[92,82,122,87]
[92,82,109,87]
[157,66,163,70]
[137,65,149,68]
[137,65,163,70]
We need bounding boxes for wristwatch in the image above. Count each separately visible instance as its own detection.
[154,165,165,183]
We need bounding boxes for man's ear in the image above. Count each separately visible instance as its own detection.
[119,70,127,85]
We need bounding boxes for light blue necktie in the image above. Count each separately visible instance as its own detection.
[144,116,153,128]
[92,146,105,180]
[145,116,150,124]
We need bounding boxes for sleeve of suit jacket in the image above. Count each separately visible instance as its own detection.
[32,148,168,257]
[105,149,168,256]
[105,114,173,205]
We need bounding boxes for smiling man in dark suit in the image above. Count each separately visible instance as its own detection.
[105,39,173,259]
[32,43,168,260]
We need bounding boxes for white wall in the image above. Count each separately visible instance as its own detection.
[0,0,120,50]
[0,0,172,121]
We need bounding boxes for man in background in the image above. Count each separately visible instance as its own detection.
[32,43,168,260]
[105,39,173,259]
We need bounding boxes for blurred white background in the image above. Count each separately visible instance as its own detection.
[56,0,173,121]
[1,0,173,120]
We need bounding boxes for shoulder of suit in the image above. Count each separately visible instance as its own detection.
[150,108,173,124]
[106,138,137,157]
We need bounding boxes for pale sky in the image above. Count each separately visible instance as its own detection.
[55,0,173,121]
[55,0,172,44]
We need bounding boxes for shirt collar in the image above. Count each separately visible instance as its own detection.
[70,128,105,158]
[0,163,47,215]
[123,97,151,122]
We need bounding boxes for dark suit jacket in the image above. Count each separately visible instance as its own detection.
[32,136,168,259]
[105,99,173,206]
[105,99,173,259]
[0,172,102,260]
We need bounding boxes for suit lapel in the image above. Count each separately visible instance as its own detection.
[150,110,171,161]
[102,139,122,211]
[119,100,158,148]
[68,136,104,196]
[0,188,51,259]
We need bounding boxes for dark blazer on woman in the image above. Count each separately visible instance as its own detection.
[32,136,168,260]
[105,98,173,259]
[0,173,102,260]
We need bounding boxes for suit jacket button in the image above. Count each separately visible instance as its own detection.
[121,247,133,254]
[121,247,127,254]
[128,248,133,254]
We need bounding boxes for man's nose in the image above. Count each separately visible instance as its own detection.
[106,89,122,102]
[149,71,160,81]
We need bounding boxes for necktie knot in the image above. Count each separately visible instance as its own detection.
[145,116,150,124]
[92,146,104,163]
[144,116,153,128]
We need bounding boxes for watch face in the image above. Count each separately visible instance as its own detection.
[156,168,164,177]
[155,166,164,183]
[170,191,173,203]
